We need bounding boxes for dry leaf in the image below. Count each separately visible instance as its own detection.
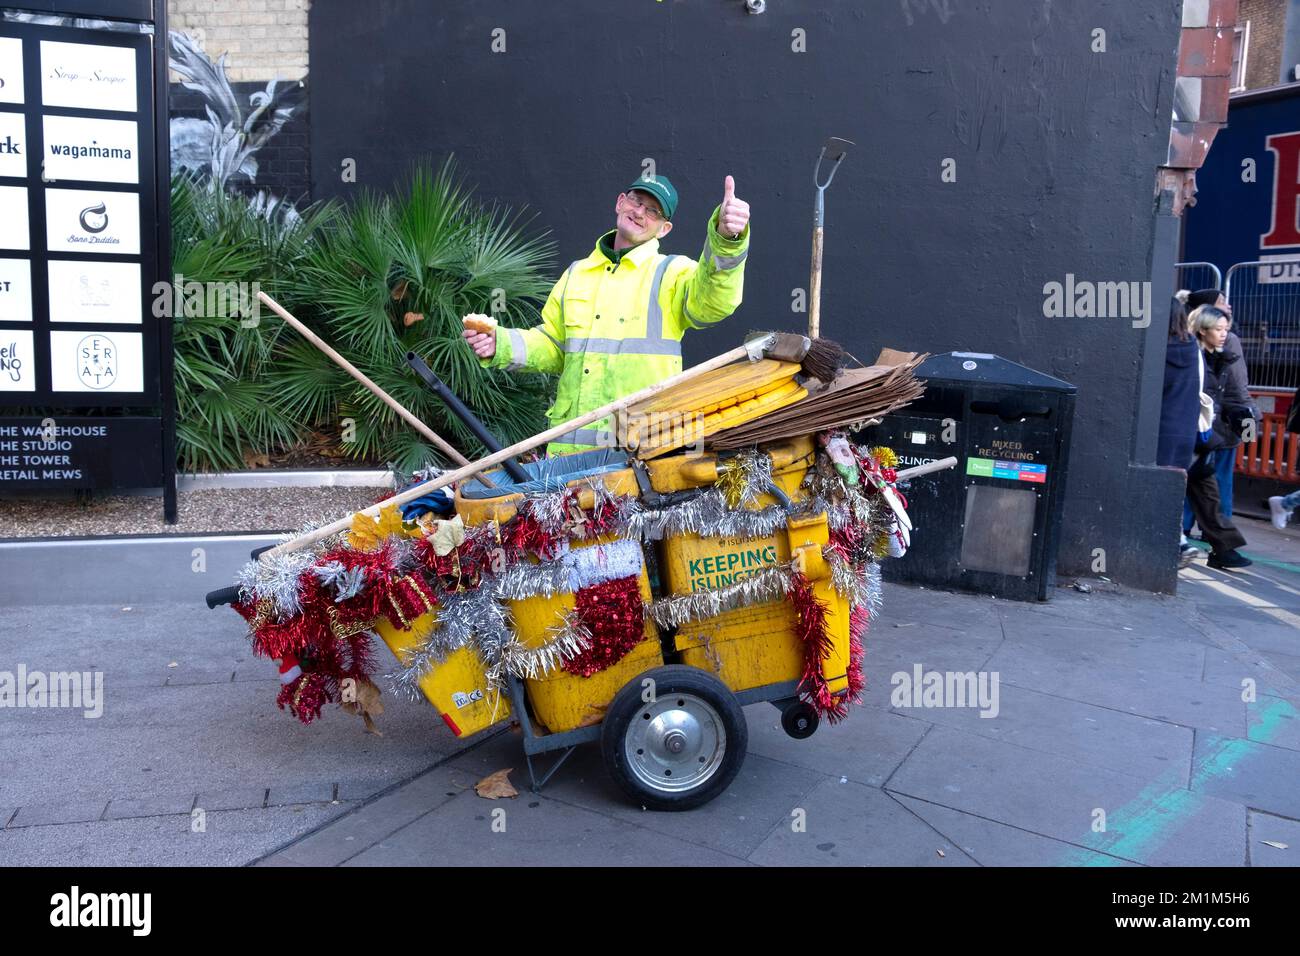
[936,849,945,858]
[475,768,518,800]
[390,279,409,301]
[403,311,425,327]
[340,678,385,735]
[348,504,408,551]
[242,450,271,469]
[1261,840,1289,850]
[167,661,178,668]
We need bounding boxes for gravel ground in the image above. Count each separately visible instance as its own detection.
[0,485,394,538]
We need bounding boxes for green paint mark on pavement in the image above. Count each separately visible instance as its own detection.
[1064,697,1297,865]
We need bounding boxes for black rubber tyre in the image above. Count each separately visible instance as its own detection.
[600,665,747,812]
[781,700,819,739]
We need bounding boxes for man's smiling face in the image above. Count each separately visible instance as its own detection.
[614,189,673,246]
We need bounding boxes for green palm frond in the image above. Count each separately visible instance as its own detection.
[170,159,556,472]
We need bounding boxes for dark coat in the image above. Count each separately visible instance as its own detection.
[1158,337,1200,469]
[1219,331,1260,445]
[1199,347,1253,454]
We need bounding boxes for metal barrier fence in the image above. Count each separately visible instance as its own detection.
[1174,261,1222,294]
[1235,411,1300,484]
[1224,258,1300,392]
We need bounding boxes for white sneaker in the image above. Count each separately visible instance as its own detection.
[1268,496,1290,530]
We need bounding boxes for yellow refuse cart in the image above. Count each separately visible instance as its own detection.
[372,436,857,811]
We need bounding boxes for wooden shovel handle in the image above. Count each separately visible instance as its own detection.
[808,225,824,339]
[257,291,478,474]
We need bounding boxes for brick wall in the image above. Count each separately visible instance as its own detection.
[168,0,309,82]
[167,0,312,202]
[1239,0,1288,88]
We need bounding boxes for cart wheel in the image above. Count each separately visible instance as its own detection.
[600,665,747,812]
[781,701,819,739]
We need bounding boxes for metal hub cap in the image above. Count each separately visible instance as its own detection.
[624,692,726,793]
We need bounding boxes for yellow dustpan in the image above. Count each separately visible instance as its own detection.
[623,359,807,458]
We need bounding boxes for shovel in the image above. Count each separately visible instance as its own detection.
[808,136,854,339]
[404,351,531,484]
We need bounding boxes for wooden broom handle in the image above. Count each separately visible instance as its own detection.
[257,292,484,480]
[260,341,756,561]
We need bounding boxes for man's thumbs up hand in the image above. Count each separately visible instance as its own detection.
[716,174,750,240]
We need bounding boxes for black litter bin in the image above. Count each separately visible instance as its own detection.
[860,352,1077,602]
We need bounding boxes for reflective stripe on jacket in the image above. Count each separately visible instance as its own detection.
[483,204,749,455]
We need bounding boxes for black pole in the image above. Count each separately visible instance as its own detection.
[404,352,531,483]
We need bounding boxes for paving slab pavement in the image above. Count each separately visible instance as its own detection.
[2,516,1298,866]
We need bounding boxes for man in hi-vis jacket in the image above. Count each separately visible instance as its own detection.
[463,173,751,454]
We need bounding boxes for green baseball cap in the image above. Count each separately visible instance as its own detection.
[625,173,677,220]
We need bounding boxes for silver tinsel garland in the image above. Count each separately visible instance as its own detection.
[386,585,514,702]
[863,560,884,619]
[803,467,880,532]
[494,557,573,602]
[234,526,420,622]
[251,440,899,707]
[826,549,870,608]
[312,561,368,602]
[645,563,795,630]
[629,489,809,542]
[488,614,591,685]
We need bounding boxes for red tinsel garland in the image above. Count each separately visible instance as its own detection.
[412,525,499,588]
[788,571,856,723]
[277,671,328,724]
[236,541,406,725]
[560,575,645,677]
[846,603,868,702]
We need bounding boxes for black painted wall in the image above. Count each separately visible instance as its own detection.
[307,0,1188,593]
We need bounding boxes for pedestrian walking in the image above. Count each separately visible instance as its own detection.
[1186,303,1253,570]
[1267,383,1300,530]
[1159,296,1202,567]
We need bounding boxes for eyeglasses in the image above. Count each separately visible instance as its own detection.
[622,191,665,222]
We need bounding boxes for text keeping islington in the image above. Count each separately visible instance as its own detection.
[688,544,778,591]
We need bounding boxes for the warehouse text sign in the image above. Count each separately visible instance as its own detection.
[0,416,162,485]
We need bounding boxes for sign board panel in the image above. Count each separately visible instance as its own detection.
[0,5,174,518]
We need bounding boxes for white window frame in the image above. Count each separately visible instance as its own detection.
[1231,20,1251,93]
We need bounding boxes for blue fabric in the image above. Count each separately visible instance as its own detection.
[1158,338,1201,469]
[458,448,629,499]
[398,488,455,521]
[1213,447,1235,517]
[1282,489,1300,511]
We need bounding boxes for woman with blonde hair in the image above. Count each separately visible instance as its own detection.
[1185,302,1253,570]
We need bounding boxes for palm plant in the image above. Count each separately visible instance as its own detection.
[170,171,335,471]
[282,158,557,474]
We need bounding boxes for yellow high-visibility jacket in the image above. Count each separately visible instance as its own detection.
[482,204,750,455]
